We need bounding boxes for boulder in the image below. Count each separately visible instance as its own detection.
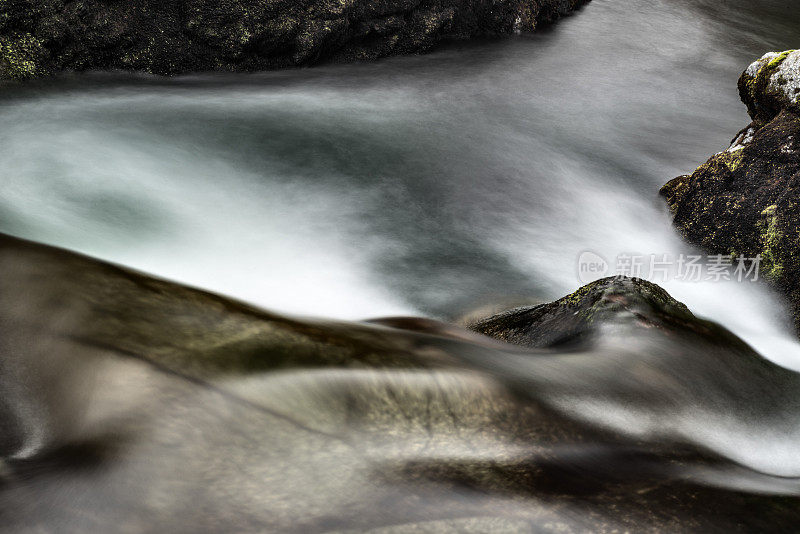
[469,275,749,349]
[661,50,800,333]
[0,0,590,80]
[739,49,800,125]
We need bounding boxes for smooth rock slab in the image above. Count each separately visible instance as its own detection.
[1,234,800,531]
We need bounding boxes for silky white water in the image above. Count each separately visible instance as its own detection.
[2,0,799,367]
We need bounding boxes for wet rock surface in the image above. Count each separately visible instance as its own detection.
[2,233,800,531]
[0,0,589,79]
[661,50,800,333]
[468,276,743,349]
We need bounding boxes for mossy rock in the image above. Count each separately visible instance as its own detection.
[467,276,737,349]
[662,50,800,334]
[0,32,46,79]
[739,49,800,125]
[0,0,591,80]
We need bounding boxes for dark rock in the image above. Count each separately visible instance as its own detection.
[660,50,800,333]
[468,276,741,349]
[0,0,590,80]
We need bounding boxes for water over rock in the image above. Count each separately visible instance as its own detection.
[661,49,800,333]
[469,276,699,348]
[467,275,763,377]
[2,233,800,530]
[0,0,589,80]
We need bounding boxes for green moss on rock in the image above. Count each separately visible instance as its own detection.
[758,204,785,281]
[0,33,45,80]
[664,51,800,334]
[739,49,799,124]
[0,0,591,79]
[468,277,700,349]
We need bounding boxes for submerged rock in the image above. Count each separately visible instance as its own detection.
[0,0,590,80]
[661,50,800,333]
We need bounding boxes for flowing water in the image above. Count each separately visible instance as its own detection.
[3,0,800,530]
[2,0,800,348]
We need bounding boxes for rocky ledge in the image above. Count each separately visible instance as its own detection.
[661,49,800,332]
[0,0,589,80]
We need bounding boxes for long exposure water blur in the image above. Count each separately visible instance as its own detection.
[3,0,800,531]
[1,0,798,349]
